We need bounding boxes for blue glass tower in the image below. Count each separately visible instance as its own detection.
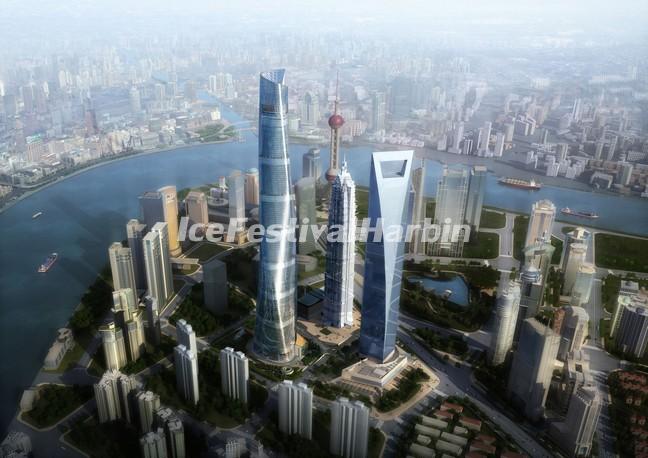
[359,151,414,362]
[253,70,297,362]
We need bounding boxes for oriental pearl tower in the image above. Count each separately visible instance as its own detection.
[325,75,344,183]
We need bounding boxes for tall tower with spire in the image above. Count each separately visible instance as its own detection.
[326,74,345,183]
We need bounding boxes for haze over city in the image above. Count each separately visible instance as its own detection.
[0,1,647,458]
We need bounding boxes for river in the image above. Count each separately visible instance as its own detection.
[0,101,647,434]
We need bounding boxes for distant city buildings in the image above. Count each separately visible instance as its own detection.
[359,150,413,362]
[278,380,313,439]
[220,347,249,404]
[330,397,369,458]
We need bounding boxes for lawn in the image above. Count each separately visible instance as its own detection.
[188,242,229,262]
[22,384,92,429]
[375,368,429,412]
[595,233,648,273]
[512,215,529,261]
[480,209,506,229]
[462,232,499,259]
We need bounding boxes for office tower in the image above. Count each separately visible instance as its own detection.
[140,428,168,458]
[330,397,369,458]
[556,306,590,361]
[326,77,344,183]
[94,369,137,424]
[562,243,588,295]
[143,222,174,307]
[616,304,648,358]
[244,168,260,206]
[176,319,196,352]
[300,91,320,128]
[155,408,185,458]
[127,219,148,293]
[431,166,470,257]
[370,91,386,133]
[518,265,544,327]
[100,322,127,371]
[295,177,318,254]
[323,162,356,328]
[253,69,297,363]
[108,242,137,302]
[184,191,208,227]
[203,258,228,315]
[137,391,161,433]
[489,281,521,365]
[359,150,413,362]
[525,200,556,246]
[278,380,313,439]
[494,132,505,157]
[507,318,560,421]
[524,241,555,289]
[302,148,321,180]
[571,263,596,307]
[174,344,199,405]
[144,295,162,346]
[464,165,487,233]
[130,87,141,113]
[220,347,249,404]
[550,386,601,457]
[409,160,426,255]
[140,189,181,257]
[228,170,246,233]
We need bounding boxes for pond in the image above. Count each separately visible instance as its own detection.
[407,275,471,307]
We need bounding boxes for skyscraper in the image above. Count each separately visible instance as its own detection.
[155,408,185,458]
[295,177,318,255]
[123,308,146,362]
[359,150,413,362]
[254,69,297,363]
[228,170,246,234]
[616,303,648,358]
[562,243,587,295]
[220,347,249,404]
[550,386,601,457]
[140,428,168,458]
[174,344,199,405]
[409,160,426,255]
[571,263,596,307]
[136,391,161,433]
[158,186,181,257]
[94,369,137,424]
[556,306,590,361]
[126,219,148,293]
[100,322,127,371]
[140,191,166,233]
[143,295,162,346]
[431,166,470,257]
[370,91,386,133]
[176,319,196,352]
[108,242,137,303]
[489,280,521,365]
[525,200,556,247]
[323,162,356,328]
[184,191,209,227]
[326,76,344,183]
[330,397,369,458]
[203,258,228,315]
[278,380,313,439]
[517,265,545,335]
[507,318,560,421]
[143,222,174,308]
[303,148,322,180]
[464,165,487,233]
[300,91,320,128]
[244,168,260,206]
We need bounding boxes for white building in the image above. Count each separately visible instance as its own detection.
[108,242,137,304]
[489,280,521,365]
[174,344,199,405]
[137,391,161,433]
[278,380,313,439]
[140,428,168,458]
[100,322,127,371]
[220,347,249,404]
[94,369,137,423]
[143,222,174,307]
[185,191,209,227]
[330,397,369,458]
[557,306,590,361]
[570,263,596,307]
[562,243,587,295]
[525,200,556,247]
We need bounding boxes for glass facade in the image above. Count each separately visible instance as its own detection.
[359,151,413,362]
[253,70,297,362]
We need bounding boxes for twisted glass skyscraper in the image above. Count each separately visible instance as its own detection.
[253,70,297,362]
[359,150,414,362]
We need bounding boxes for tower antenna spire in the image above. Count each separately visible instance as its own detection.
[334,70,340,115]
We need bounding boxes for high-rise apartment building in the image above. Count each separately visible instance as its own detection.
[525,200,556,247]
[140,428,168,458]
[143,222,174,307]
[136,390,161,433]
[330,397,369,458]
[94,369,137,424]
[100,322,127,371]
[108,242,137,303]
[253,69,297,363]
[155,408,185,458]
[323,162,356,328]
[489,280,521,365]
[562,243,587,295]
[507,318,560,421]
[220,347,249,404]
[126,219,148,293]
[278,380,313,439]
[174,344,199,405]
[359,151,413,362]
[143,295,162,346]
[571,263,596,307]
